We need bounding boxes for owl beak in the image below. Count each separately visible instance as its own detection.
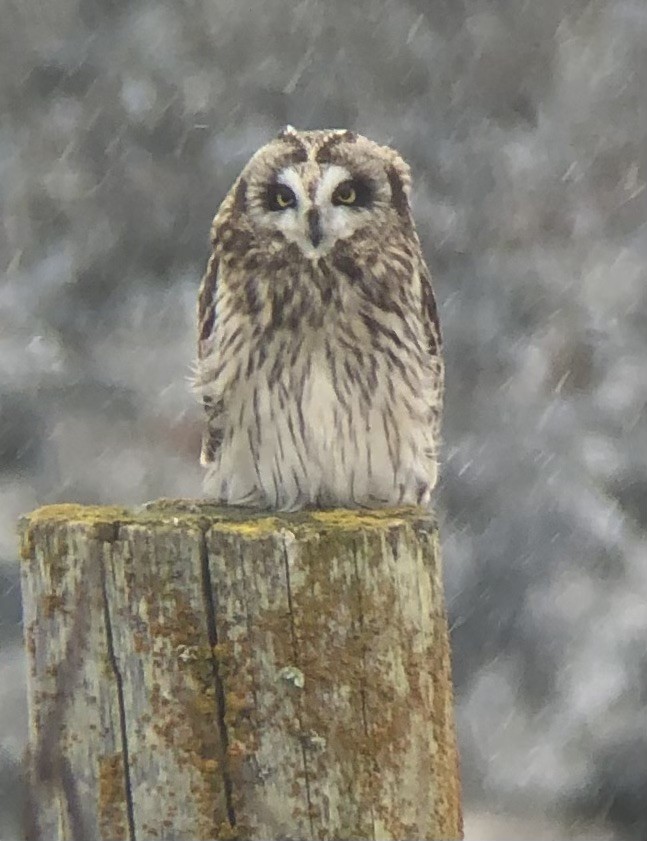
[307,207,323,248]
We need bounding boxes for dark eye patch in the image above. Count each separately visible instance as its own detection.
[331,177,374,208]
[265,182,297,211]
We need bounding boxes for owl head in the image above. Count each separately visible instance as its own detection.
[215,127,415,260]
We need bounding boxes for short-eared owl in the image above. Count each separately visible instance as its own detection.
[196,127,443,510]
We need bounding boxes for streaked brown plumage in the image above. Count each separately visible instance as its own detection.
[196,127,443,510]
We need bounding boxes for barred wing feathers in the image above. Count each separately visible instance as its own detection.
[197,251,222,465]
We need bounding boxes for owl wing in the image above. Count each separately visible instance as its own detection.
[197,250,222,465]
[419,259,444,445]
[420,260,442,359]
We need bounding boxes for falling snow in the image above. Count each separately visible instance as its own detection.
[2,1,647,838]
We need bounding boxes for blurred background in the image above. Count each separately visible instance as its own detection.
[2,0,647,838]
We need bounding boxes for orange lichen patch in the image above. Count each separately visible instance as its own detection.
[19,527,35,560]
[274,529,375,834]
[428,610,463,838]
[39,593,68,619]
[21,501,459,839]
[24,622,36,658]
[98,753,128,841]
[254,518,462,838]
[134,568,235,837]
[212,642,233,662]
[133,632,151,654]
[200,758,219,774]
[215,819,245,841]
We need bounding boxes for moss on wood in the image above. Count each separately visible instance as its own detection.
[20,500,461,841]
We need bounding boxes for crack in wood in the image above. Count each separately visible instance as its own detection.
[21,505,461,839]
[199,529,237,828]
[100,543,137,841]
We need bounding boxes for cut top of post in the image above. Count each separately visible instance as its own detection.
[19,501,462,841]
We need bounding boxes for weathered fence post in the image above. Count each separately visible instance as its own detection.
[19,500,462,841]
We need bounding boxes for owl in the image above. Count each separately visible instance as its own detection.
[196,127,443,511]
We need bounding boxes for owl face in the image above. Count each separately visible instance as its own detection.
[255,163,378,258]
[230,128,413,259]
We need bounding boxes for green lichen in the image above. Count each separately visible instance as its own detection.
[98,753,128,840]
[19,498,455,839]
[212,518,282,537]
[19,501,436,555]
[21,503,131,527]
[309,506,419,530]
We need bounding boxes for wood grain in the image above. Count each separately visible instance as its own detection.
[19,501,462,841]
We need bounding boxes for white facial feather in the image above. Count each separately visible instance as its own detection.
[268,167,309,250]
[268,164,368,257]
[313,165,351,203]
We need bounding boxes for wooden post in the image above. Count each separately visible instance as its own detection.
[19,501,462,841]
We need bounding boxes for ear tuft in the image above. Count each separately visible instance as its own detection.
[387,164,411,217]
[232,176,248,215]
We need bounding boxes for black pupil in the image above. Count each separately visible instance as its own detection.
[333,178,372,207]
[269,184,295,210]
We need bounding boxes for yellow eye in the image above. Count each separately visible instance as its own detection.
[276,190,292,208]
[268,184,296,211]
[335,183,356,204]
